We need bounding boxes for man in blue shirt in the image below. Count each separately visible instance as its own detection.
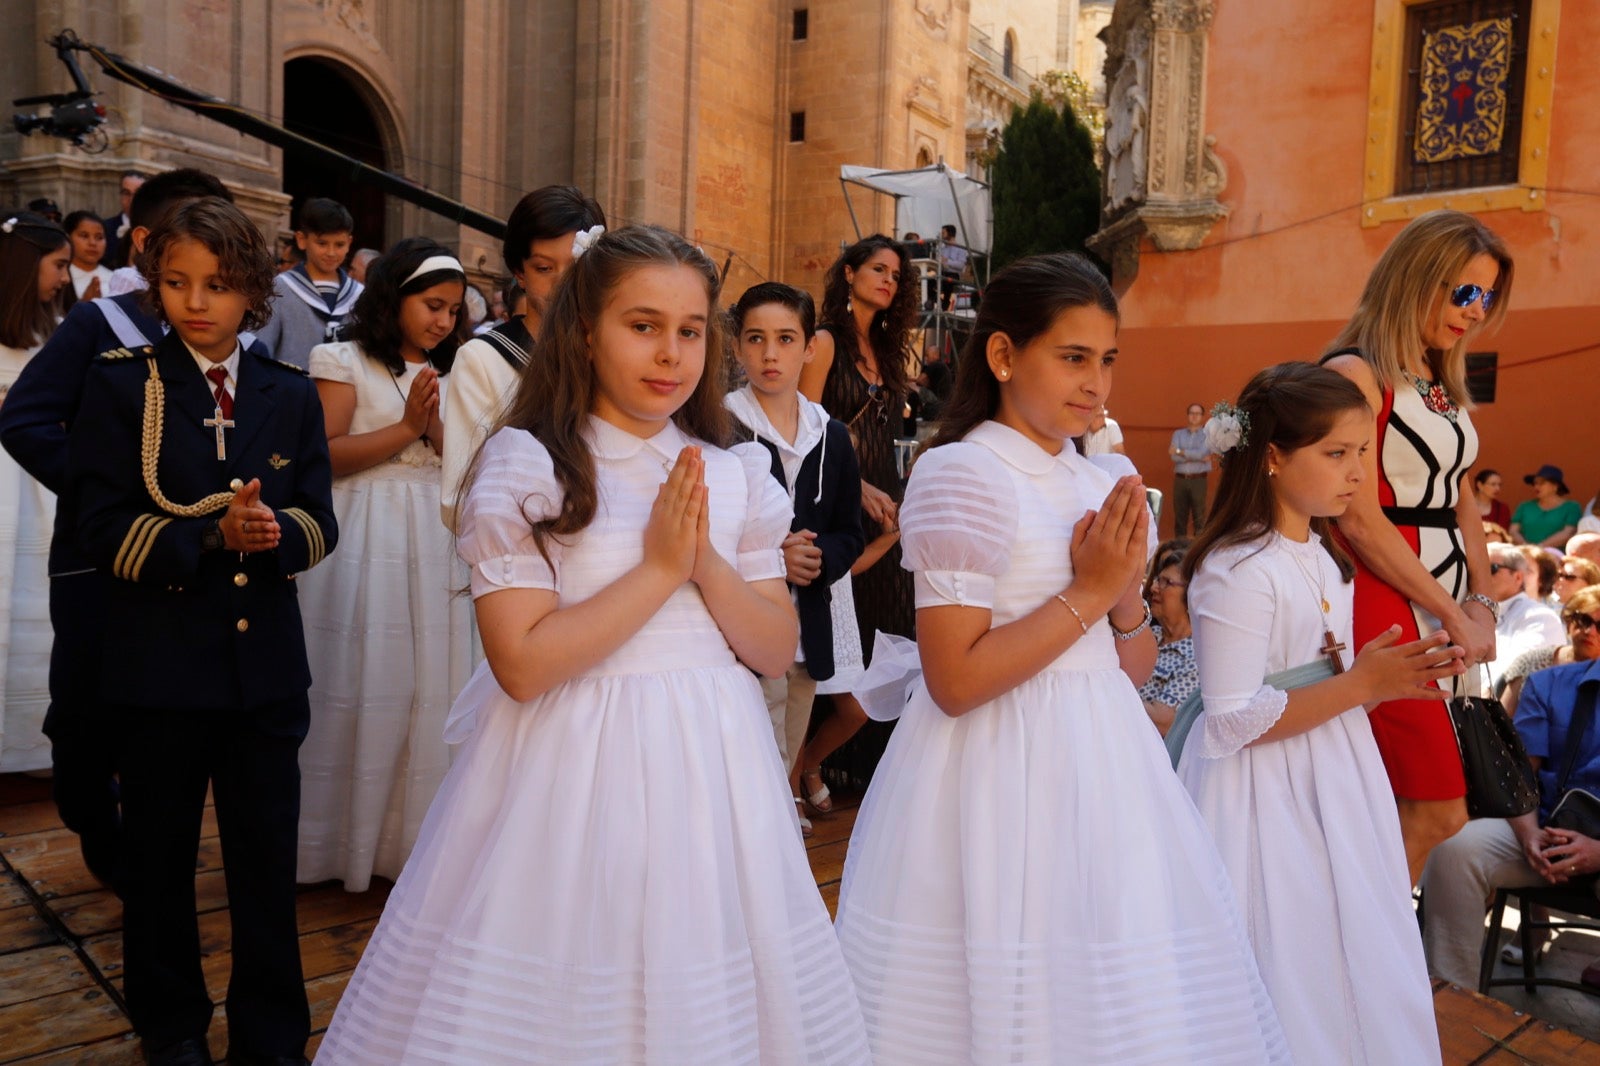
[1418,654,1600,985]
[1168,402,1214,536]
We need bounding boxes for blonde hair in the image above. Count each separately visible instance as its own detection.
[1324,210,1512,408]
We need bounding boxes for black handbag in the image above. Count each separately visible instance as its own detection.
[1447,669,1539,819]
[1547,683,1600,837]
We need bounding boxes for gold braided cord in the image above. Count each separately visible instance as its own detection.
[142,360,233,517]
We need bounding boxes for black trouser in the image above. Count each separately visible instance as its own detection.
[117,695,310,1056]
[42,572,121,853]
[1172,475,1208,536]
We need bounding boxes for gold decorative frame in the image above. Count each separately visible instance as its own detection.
[1360,0,1559,227]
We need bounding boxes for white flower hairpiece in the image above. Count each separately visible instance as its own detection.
[571,224,606,259]
[1204,401,1250,454]
[1,218,15,234]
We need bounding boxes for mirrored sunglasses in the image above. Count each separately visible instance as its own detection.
[1449,283,1496,313]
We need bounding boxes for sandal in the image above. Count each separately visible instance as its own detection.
[795,797,813,838]
[800,768,834,814]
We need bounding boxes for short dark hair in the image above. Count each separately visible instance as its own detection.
[730,281,816,341]
[140,197,276,333]
[128,168,232,231]
[296,197,354,237]
[941,224,956,239]
[61,210,103,237]
[502,185,606,274]
[0,210,68,347]
[347,236,468,375]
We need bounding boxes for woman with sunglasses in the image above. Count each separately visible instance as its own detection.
[1554,557,1600,608]
[800,234,919,788]
[1139,539,1197,736]
[1322,209,1512,882]
[1496,583,1600,717]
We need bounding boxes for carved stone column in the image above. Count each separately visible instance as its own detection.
[1089,0,1227,291]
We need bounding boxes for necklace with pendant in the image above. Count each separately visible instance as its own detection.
[1404,370,1458,423]
[1284,537,1346,673]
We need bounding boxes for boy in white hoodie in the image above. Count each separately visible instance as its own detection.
[726,284,865,832]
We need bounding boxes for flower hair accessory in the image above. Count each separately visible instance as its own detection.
[571,225,606,259]
[1204,401,1250,454]
[1,218,15,234]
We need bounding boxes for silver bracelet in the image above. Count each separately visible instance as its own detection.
[1110,601,1153,642]
[1463,592,1500,623]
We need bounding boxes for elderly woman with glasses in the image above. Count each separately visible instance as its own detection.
[1498,583,1600,716]
[1555,557,1600,608]
[1138,539,1197,736]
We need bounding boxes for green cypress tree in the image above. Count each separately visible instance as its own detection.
[989,93,1101,272]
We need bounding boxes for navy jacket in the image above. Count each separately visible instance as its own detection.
[65,330,338,710]
[735,417,864,680]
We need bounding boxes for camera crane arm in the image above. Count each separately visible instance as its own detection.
[25,30,506,240]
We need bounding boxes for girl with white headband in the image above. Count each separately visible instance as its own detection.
[295,237,476,891]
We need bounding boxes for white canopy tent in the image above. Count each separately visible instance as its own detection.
[839,163,992,260]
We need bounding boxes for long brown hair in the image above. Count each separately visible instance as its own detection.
[1183,362,1370,585]
[818,235,917,400]
[0,211,67,349]
[1323,209,1512,408]
[925,251,1118,451]
[482,225,731,561]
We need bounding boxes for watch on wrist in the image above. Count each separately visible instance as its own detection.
[201,519,225,552]
[1464,592,1500,623]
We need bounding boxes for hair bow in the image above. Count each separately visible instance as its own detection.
[1,218,15,234]
[571,225,606,259]
[1204,401,1250,454]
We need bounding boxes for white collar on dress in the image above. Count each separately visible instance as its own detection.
[583,413,693,467]
[965,419,1069,476]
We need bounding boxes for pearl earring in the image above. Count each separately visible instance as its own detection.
[846,293,853,315]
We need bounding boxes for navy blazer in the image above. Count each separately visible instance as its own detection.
[65,330,338,710]
[735,417,864,680]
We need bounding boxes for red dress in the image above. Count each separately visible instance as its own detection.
[1339,381,1478,801]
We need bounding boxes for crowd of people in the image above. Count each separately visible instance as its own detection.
[0,164,1595,1066]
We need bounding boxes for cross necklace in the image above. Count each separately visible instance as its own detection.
[1284,537,1346,673]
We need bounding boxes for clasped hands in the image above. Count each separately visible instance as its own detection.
[221,477,280,553]
[643,446,727,586]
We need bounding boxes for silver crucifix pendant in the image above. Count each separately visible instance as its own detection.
[204,405,235,461]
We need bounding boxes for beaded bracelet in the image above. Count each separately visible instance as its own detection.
[1110,601,1152,642]
[1053,593,1088,634]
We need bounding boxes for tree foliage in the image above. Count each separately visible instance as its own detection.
[989,93,1102,272]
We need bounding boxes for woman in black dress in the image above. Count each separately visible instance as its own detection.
[798,234,919,791]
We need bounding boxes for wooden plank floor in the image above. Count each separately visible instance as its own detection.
[3,771,1598,1064]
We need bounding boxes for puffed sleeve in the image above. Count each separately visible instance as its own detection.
[898,443,1017,610]
[1188,551,1288,758]
[732,442,793,581]
[455,429,564,598]
[307,341,357,384]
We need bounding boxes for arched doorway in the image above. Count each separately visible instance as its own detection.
[282,56,391,251]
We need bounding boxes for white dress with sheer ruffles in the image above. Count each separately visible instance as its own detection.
[1177,534,1440,1065]
[834,421,1288,1065]
[0,343,53,772]
[295,342,474,891]
[316,418,871,1065]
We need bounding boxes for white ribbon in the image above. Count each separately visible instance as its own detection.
[571,224,606,259]
[401,254,465,287]
[1,218,15,234]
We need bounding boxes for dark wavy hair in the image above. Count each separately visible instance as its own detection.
[818,234,917,401]
[476,225,731,565]
[503,184,606,274]
[925,251,1117,451]
[346,236,467,375]
[139,197,275,333]
[1182,362,1371,586]
[0,211,68,348]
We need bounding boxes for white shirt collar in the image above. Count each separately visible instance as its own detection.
[583,413,692,467]
[965,419,1070,476]
[184,340,242,394]
[725,386,827,459]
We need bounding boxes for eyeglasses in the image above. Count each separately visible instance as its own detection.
[1489,562,1519,576]
[1448,283,1496,313]
[1149,576,1188,591]
[1556,571,1583,582]
[1565,613,1600,633]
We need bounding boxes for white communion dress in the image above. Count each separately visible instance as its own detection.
[316,417,871,1065]
[0,343,53,772]
[295,342,474,891]
[834,421,1288,1065]
[1178,533,1440,1065]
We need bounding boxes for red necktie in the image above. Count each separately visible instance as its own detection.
[205,366,234,418]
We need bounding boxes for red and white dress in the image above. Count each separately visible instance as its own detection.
[1339,377,1477,800]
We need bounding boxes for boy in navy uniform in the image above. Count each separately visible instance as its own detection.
[65,198,336,1066]
[0,169,240,889]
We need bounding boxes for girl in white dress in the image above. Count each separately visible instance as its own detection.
[317,226,870,1064]
[296,238,474,891]
[835,253,1288,1065]
[0,211,70,772]
[61,210,113,309]
[1177,362,1467,1065]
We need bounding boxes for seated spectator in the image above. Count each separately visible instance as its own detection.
[1473,468,1512,530]
[1498,584,1600,716]
[1556,558,1600,608]
[1568,532,1600,569]
[1488,543,1566,686]
[1080,405,1125,456]
[1483,521,1511,545]
[1138,539,1197,736]
[1512,464,1582,548]
[1517,544,1560,608]
[1419,645,1600,987]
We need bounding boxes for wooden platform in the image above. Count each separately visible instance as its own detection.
[2,771,1598,1064]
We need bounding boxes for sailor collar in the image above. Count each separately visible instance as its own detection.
[965,419,1074,476]
[584,413,692,468]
